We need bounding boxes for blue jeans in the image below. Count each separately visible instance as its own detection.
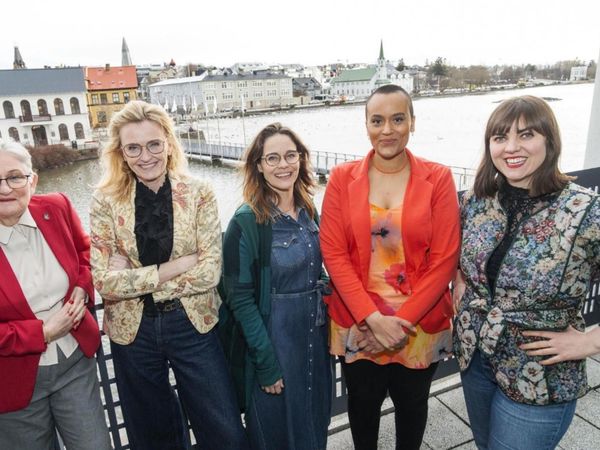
[111,308,249,450]
[461,351,576,450]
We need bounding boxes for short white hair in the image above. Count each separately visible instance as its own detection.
[0,140,33,172]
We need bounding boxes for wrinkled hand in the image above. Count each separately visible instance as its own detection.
[521,326,599,365]
[43,294,86,343]
[356,323,386,354]
[261,378,284,395]
[452,270,466,315]
[365,311,416,351]
[108,254,131,271]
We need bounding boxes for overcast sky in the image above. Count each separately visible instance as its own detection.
[2,0,599,70]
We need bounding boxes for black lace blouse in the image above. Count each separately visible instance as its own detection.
[134,177,174,313]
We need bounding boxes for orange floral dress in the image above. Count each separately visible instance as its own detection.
[330,204,452,368]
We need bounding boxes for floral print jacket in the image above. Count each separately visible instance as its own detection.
[454,183,600,405]
[90,174,222,345]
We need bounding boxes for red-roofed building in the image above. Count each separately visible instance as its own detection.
[85,64,138,128]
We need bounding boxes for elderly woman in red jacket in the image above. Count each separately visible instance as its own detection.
[0,141,109,449]
[320,84,460,450]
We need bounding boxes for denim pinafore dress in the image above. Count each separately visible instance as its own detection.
[245,208,332,450]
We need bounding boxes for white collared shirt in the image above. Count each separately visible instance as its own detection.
[0,209,77,366]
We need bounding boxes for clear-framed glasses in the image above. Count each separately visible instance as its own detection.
[261,151,301,167]
[0,174,32,190]
[121,139,165,158]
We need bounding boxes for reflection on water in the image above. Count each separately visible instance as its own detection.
[35,158,325,231]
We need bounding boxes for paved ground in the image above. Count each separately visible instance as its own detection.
[327,353,600,449]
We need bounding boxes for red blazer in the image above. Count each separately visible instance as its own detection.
[0,193,100,413]
[320,149,460,333]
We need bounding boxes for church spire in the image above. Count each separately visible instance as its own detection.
[378,40,384,62]
[13,46,26,69]
[122,37,132,66]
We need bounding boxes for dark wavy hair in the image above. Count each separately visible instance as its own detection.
[473,95,573,198]
[242,123,315,224]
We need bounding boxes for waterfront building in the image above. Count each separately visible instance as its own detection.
[570,65,588,81]
[0,67,89,147]
[292,77,323,99]
[85,65,138,129]
[148,71,294,112]
[331,41,414,98]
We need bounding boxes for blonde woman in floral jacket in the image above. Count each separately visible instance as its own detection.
[453,96,600,450]
[90,101,248,450]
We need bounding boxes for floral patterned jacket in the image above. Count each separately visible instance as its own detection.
[90,173,222,345]
[454,183,600,405]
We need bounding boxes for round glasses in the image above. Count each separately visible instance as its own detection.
[260,151,301,167]
[121,139,165,158]
[0,174,32,190]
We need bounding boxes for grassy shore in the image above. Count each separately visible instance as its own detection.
[28,144,99,171]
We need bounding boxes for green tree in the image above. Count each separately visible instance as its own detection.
[396,58,406,72]
[430,57,448,91]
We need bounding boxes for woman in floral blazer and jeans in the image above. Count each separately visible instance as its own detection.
[90,101,248,450]
[454,96,600,450]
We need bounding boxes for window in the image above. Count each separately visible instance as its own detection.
[100,94,108,105]
[267,90,277,97]
[70,97,81,114]
[3,101,14,119]
[123,92,130,103]
[20,100,32,119]
[58,123,69,140]
[97,111,107,123]
[91,94,99,105]
[74,122,85,139]
[54,98,65,115]
[223,92,233,100]
[252,81,262,87]
[254,91,263,98]
[222,82,228,88]
[37,99,49,115]
[8,127,19,142]
[266,80,277,86]
[238,81,247,88]
[112,93,120,103]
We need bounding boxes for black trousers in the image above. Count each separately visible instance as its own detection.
[340,357,438,450]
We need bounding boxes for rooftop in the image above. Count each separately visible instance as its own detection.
[85,65,138,91]
[0,67,85,96]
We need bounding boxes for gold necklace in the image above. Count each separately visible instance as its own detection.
[372,156,409,174]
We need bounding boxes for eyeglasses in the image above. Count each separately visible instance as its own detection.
[0,174,32,190]
[260,151,301,167]
[121,139,165,158]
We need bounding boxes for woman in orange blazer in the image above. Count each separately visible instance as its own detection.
[0,141,109,449]
[320,85,460,450]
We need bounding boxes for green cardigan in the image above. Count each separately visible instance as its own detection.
[218,204,281,412]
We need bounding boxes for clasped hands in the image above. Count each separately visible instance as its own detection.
[358,311,417,354]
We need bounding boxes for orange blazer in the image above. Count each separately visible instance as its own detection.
[320,149,460,333]
[0,194,99,413]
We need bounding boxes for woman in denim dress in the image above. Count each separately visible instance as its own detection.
[220,123,331,450]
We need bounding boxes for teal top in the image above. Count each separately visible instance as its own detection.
[218,204,281,412]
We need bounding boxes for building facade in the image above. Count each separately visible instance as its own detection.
[85,65,138,128]
[148,71,294,112]
[570,66,588,81]
[0,68,90,147]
